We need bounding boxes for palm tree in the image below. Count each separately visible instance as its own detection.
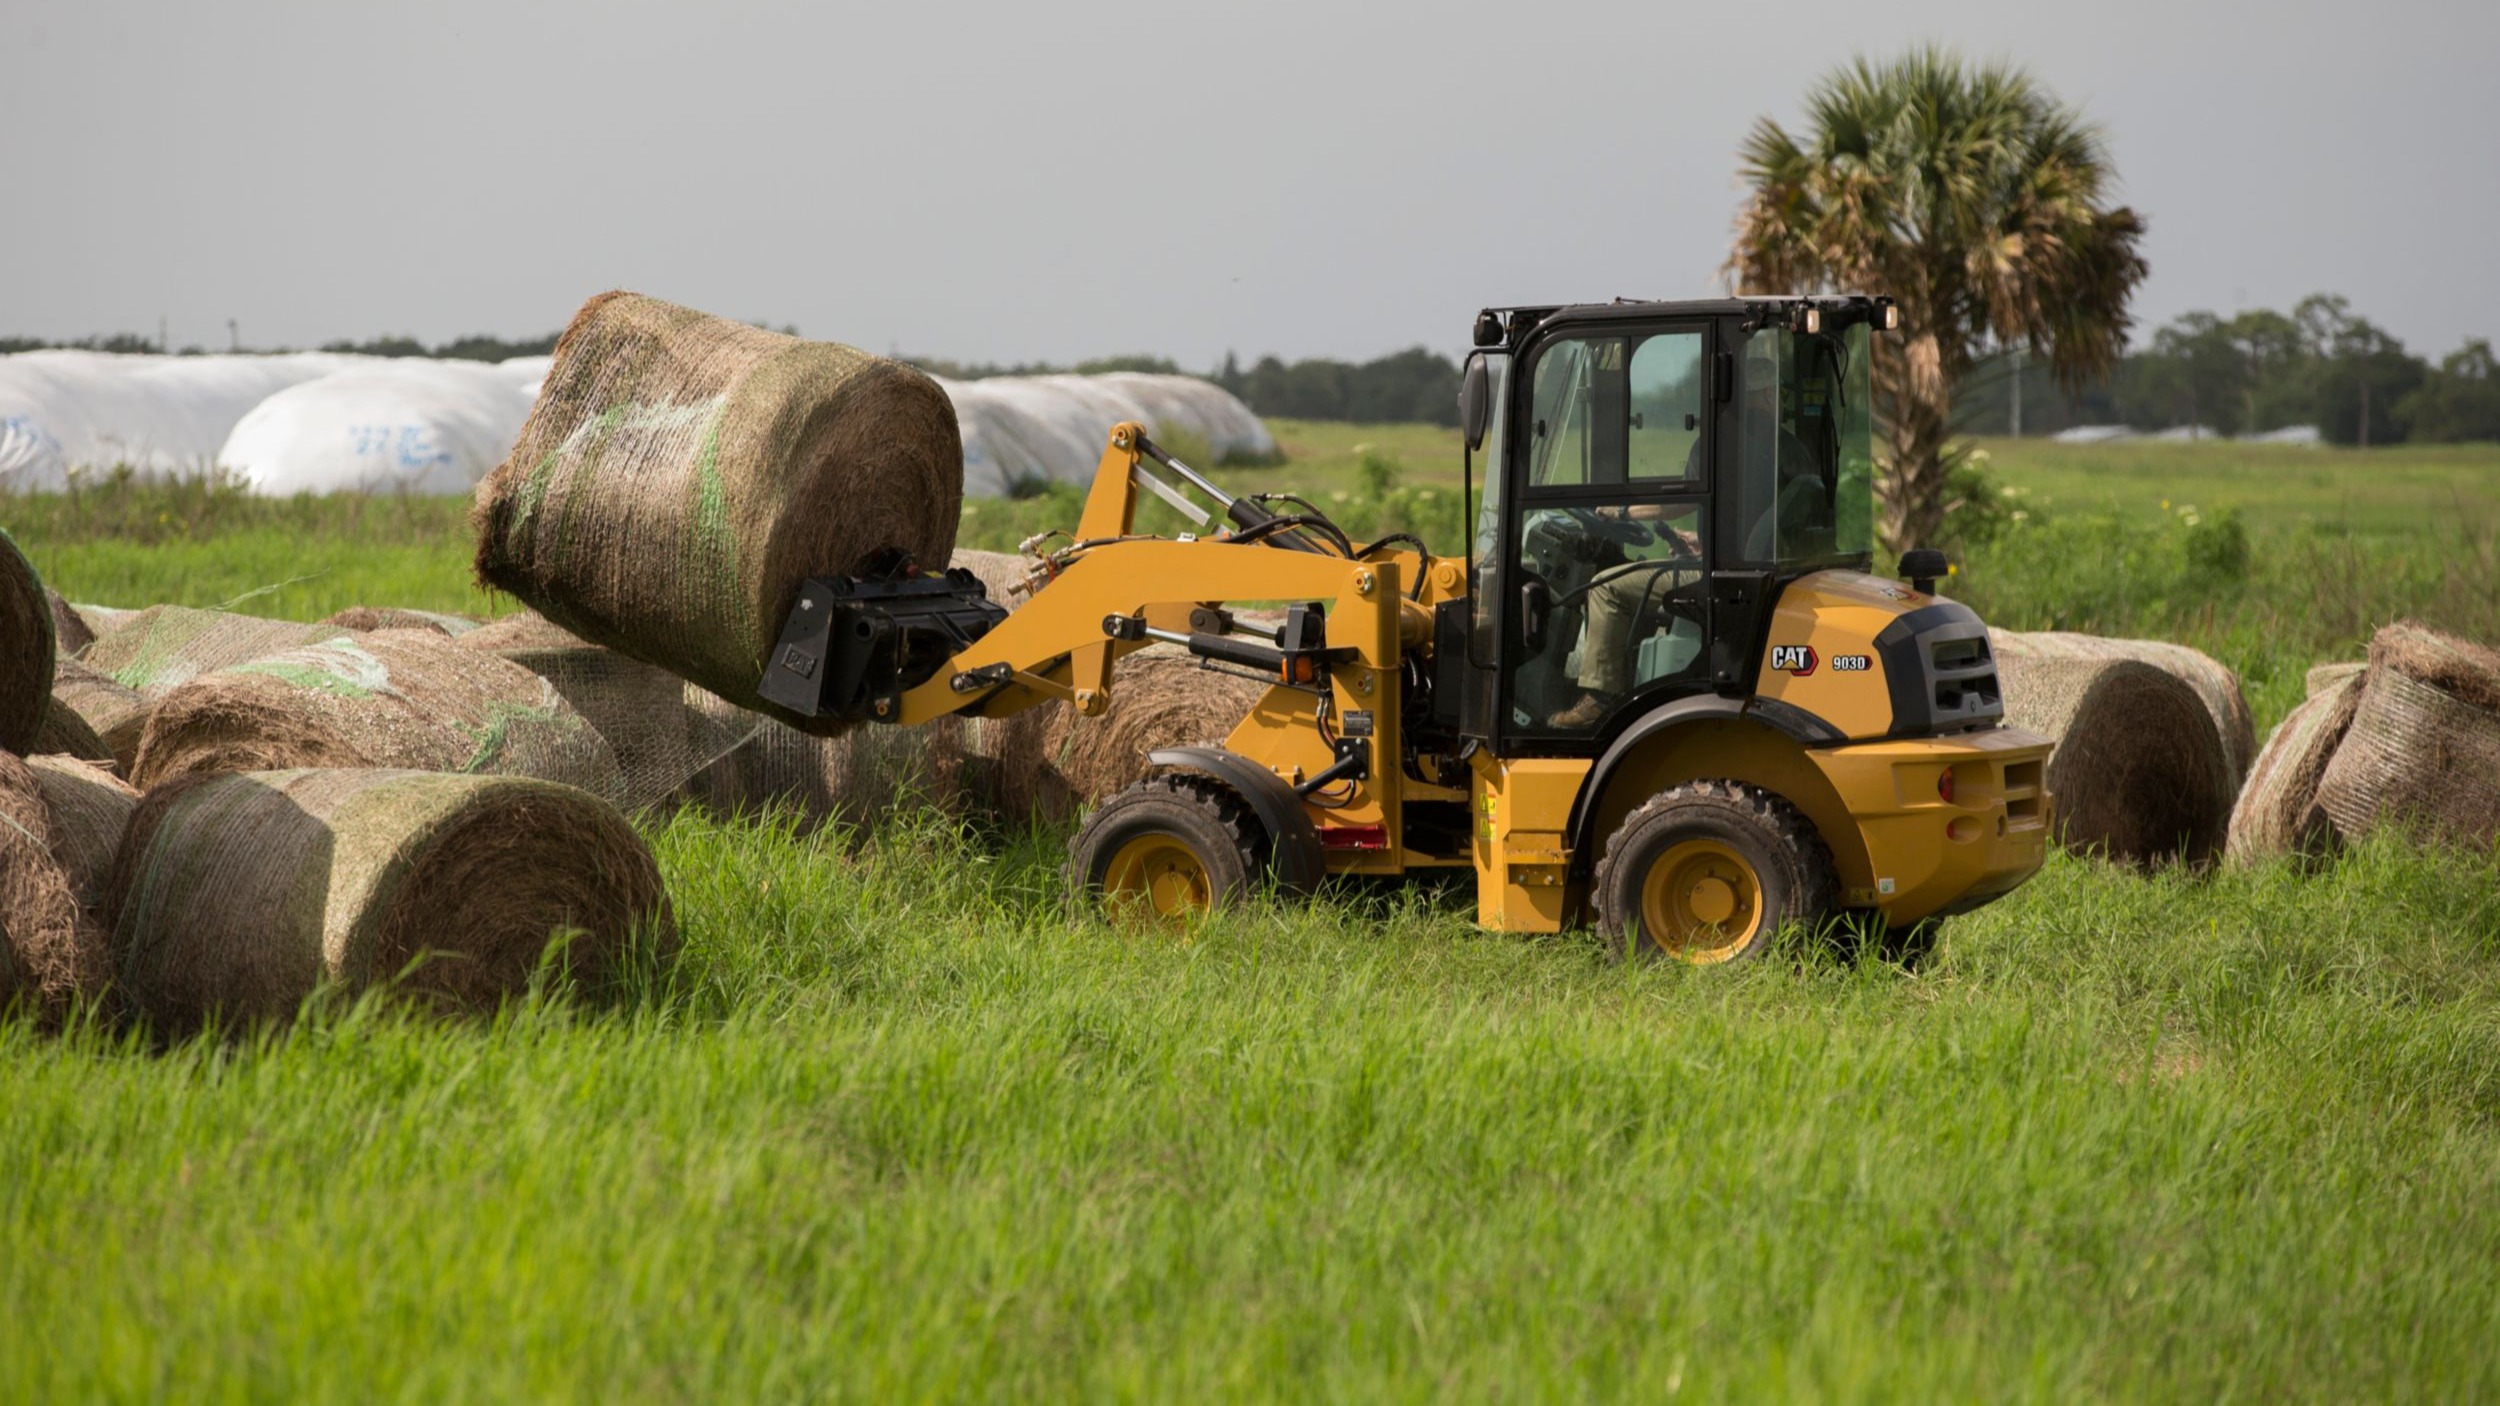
[1729,49,2149,551]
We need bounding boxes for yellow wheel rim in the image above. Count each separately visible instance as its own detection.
[1637,838,1766,963]
[1101,834,1214,923]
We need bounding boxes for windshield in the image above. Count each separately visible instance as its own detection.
[1735,321,1874,566]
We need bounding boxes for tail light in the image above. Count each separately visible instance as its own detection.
[1937,768,1956,804]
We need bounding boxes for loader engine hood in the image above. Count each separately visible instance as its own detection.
[1747,570,2004,742]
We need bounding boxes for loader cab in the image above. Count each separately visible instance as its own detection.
[1457,296,1886,754]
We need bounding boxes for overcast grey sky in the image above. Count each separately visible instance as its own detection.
[5,0,2494,366]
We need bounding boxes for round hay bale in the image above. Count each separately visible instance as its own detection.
[321,606,485,637]
[950,548,1041,608]
[2370,620,2500,713]
[490,644,705,811]
[108,769,676,1030]
[471,291,963,736]
[129,631,625,800]
[25,755,138,918]
[1001,647,1268,823]
[2314,665,2500,849]
[47,587,95,658]
[2227,670,2367,864]
[1991,630,2255,787]
[34,697,115,766]
[47,659,150,773]
[81,605,354,699]
[1992,650,2235,868]
[2305,661,2366,699]
[0,753,110,1016]
[677,684,968,831]
[70,603,137,639]
[1,530,56,755]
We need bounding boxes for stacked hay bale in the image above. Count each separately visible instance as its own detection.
[46,587,95,657]
[2226,670,2367,864]
[82,605,352,698]
[471,292,962,734]
[45,660,149,772]
[2228,622,2500,861]
[2,530,55,754]
[322,606,484,637]
[2312,624,2500,848]
[25,755,139,921]
[108,769,674,1031]
[1991,631,2255,788]
[128,631,624,800]
[0,753,114,1018]
[1989,633,2237,868]
[459,612,722,811]
[2305,661,2366,698]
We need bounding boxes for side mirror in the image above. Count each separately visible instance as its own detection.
[1899,547,1950,594]
[1460,357,1491,452]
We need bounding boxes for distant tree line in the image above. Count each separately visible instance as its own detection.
[1957,294,2500,445]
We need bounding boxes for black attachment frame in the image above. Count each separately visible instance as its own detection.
[756,553,1009,722]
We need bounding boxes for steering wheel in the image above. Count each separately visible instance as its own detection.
[1562,506,1654,547]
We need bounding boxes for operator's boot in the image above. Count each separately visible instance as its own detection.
[1549,692,1614,729]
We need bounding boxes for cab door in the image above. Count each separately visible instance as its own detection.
[1497,321,1718,751]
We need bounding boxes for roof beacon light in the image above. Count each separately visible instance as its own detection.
[1881,301,1901,331]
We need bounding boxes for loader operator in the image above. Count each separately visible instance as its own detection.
[1547,360,1828,730]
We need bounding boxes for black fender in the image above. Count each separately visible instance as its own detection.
[1564,693,1844,875]
[1145,747,1325,895]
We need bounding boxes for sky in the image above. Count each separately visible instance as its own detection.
[4,0,2495,367]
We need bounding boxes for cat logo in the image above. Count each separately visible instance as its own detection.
[1771,644,1819,676]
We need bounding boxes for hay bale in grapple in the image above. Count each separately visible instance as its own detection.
[1991,630,2255,786]
[81,605,353,698]
[1,530,55,754]
[129,630,625,800]
[0,753,110,1016]
[471,292,962,734]
[460,612,714,810]
[108,769,676,1031]
[1992,648,2235,868]
[2227,669,2367,864]
[47,659,150,772]
[322,606,485,637]
[2306,661,2366,699]
[25,755,138,920]
[47,587,96,658]
[2313,624,2500,848]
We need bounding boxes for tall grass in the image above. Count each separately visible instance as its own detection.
[3,434,2496,1399]
[5,812,2497,1401]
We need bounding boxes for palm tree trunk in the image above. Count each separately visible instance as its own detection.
[1875,335,1955,552]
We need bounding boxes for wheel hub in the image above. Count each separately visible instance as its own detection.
[1101,834,1213,922]
[1638,838,1766,963]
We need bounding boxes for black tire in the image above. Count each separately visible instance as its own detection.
[1066,775,1266,922]
[1593,780,1839,964]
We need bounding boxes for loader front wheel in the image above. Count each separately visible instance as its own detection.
[1068,776,1264,924]
[1595,780,1837,965]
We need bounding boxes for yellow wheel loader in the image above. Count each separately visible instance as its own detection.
[759,295,2053,962]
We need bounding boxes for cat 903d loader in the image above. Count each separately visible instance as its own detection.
[758,294,2054,962]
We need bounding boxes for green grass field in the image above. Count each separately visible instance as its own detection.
[5,437,2499,1400]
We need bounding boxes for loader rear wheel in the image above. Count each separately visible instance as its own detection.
[1595,780,1837,965]
[1067,776,1263,924]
